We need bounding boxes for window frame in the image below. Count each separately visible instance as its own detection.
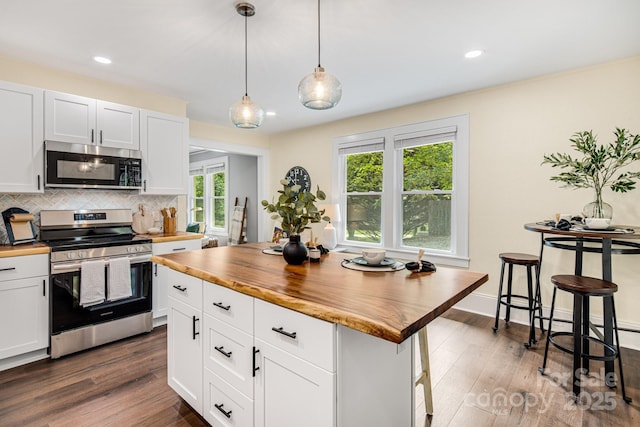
[188,157,229,235]
[332,114,469,267]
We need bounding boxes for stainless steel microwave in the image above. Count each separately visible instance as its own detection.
[44,141,143,189]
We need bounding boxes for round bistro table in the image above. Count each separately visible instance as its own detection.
[524,222,640,386]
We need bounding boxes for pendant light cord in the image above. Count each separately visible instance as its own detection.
[317,0,321,67]
[244,11,249,97]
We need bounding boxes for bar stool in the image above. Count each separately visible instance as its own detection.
[492,253,544,348]
[539,275,631,403]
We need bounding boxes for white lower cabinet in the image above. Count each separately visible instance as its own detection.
[0,254,49,367]
[167,270,203,413]
[153,239,202,323]
[167,271,412,426]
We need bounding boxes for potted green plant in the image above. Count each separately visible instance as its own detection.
[261,179,330,264]
[542,128,640,219]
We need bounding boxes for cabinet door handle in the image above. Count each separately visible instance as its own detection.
[143,180,147,192]
[192,316,199,340]
[37,174,41,190]
[99,129,103,144]
[172,284,187,292]
[154,264,158,277]
[214,403,232,419]
[0,267,16,272]
[214,345,232,358]
[271,326,297,340]
[253,347,260,377]
[43,279,46,297]
[91,129,94,143]
[172,248,186,252]
[212,301,231,311]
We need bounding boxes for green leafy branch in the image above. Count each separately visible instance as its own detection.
[261,179,329,235]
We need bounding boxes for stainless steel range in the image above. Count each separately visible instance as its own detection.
[40,209,153,358]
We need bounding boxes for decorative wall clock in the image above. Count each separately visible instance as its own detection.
[284,166,311,193]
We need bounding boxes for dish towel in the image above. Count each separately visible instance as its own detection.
[108,257,132,301]
[80,260,106,307]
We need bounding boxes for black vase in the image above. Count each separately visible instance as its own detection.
[282,235,308,265]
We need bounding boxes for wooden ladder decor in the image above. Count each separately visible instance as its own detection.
[229,197,248,245]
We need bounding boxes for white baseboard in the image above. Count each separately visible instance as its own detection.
[0,349,49,372]
[453,292,640,352]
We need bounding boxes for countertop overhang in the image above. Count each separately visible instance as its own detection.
[152,243,488,344]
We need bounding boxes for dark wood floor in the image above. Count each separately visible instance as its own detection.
[1,310,638,426]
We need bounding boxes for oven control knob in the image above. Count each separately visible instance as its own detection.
[127,247,136,253]
[78,251,86,259]
[67,252,76,260]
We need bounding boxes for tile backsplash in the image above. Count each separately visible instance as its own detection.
[0,189,177,244]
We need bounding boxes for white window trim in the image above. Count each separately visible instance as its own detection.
[189,156,229,236]
[332,114,470,268]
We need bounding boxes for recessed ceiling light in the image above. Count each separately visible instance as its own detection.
[266,111,277,116]
[464,50,484,59]
[93,56,112,64]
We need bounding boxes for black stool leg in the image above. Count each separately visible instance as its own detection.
[492,260,506,333]
[539,287,557,374]
[611,298,632,404]
[582,296,590,375]
[534,263,545,333]
[505,263,514,322]
[525,264,536,348]
[572,293,583,401]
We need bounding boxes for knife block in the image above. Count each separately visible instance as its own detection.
[163,217,176,235]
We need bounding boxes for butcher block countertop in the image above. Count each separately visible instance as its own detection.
[152,243,488,344]
[0,242,50,258]
[137,231,203,243]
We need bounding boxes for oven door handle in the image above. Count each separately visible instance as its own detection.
[51,254,152,274]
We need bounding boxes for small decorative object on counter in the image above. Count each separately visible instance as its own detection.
[282,234,308,265]
[405,260,437,273]
[161,207,177,235]
[308,248,321,262]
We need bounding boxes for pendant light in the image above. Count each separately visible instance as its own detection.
[298,0,342,110]
[229,2,264,129]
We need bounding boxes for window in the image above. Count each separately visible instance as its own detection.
[189,158,228,234]
[333,114,469,266]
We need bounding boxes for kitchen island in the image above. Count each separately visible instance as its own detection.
[152,243,488,426]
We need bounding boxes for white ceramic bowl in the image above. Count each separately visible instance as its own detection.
[585,217,611,229]
[362,249,386,265]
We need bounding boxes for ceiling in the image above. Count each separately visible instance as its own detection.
[1,0,639,135]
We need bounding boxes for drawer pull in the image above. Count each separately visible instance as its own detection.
[214,403,232,419]
[213,301,231,311]
[253,347,260,377]
[0,267,16,272]
[172,247,186,252]
[272,326,297,340]
[172,285,187,292]
[192,316,199,340]
[214,345,232,358]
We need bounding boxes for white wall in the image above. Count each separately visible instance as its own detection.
[267,56,640,337]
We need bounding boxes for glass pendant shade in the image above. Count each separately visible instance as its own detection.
[229,95,264,129]
[298,66,342,110]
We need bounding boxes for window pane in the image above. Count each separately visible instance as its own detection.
[345,195,381,244]
[403,142,452,191]
[214,198,225,228]
[346,152,383,192]
[402,194,451,250]
[213,172,225,197]
[192,174,204,197]
[194,198,204,222]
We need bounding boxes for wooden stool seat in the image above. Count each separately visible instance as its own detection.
[551,274,617,295]
[499,252,539,265]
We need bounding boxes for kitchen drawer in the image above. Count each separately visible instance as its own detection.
[152,239,201,255]
[204,369,253,427]
[0,254,48,282]
[167,269,202,308]
[203,314,254,398]
[255,299,335,372]
[204,282,253,334]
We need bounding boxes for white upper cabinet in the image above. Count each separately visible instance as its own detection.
[140,109,188,195]
[0,81,44,193]
[44,91,140,150]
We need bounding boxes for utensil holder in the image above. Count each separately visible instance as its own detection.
[163,217,176,235]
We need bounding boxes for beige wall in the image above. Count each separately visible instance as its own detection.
[267,56,640,326]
